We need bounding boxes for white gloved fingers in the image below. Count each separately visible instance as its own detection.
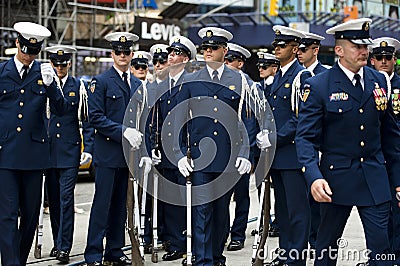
[40,63,55,86]
[178,157,193,177]
[123,128,143,149]
[151,149,162,165]
[139,157,152,177]
[256,130,271,151]
[236,157,251,175]
[80,152,92,165]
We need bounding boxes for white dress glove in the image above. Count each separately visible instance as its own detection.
[40,63,55,86]
[139,157,152,177]
[80,152,92,166]
[178,157,194,177]
[256,130,272,151]
[235,157,251,175]
[151,149,161,165]
[123,128,143,150]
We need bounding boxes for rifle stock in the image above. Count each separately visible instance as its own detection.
[127,149,144,266]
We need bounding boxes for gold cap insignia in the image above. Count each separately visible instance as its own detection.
[57,50,64,56]
[363,22,369,31]
[174,37,181,43]
[156,48,162,53]
[138,54,143,58]
[380,41,388,47]
[275,30,281,35]
[29,38,37,44]
[206,30,213,38]
[119,36,127,43]
[259,54,264,59]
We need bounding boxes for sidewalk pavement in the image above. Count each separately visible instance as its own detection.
[27,176,369,266]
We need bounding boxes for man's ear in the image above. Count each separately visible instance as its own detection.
[334,45,344,58]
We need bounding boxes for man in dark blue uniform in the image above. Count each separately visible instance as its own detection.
[223,42,254,251]
[131,51,152,82]
[84,32,143,266]
[256,25,311,266]
[150,44,169,85]
[147,36,197,262]
[297,31,328,76]
[174,27,253,266]
[254,52,280,238]
[296,18,400,266]
[296,31,329,256]
[369,37,400,264]
[44,45,94,263]
[257,52,279,98]
[0,22,67,266]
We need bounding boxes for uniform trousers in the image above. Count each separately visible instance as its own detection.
[229,172,250,243]
[0,169,43,266]
[192,171,233,266]
[315,202,392,266]
[84,167,128,263]
[46,167,78,252]
[162,168,186,251]
[270,169,310,266]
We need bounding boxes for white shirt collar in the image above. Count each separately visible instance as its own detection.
[280,58,297,76]
[113,65,131,86]
[306,60,319,73]
[206,64,224,80]
[14,56,34,77]
[170,69,184,84]
[338,60,364,87]
[60,74,68,88]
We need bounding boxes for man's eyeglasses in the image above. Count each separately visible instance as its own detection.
[53,63,68,68]
[298,46,317,53]
[133,64,148,70]
[153,58,167,65]
[114,49,131,56]
[258,65,270,70]
[225,56,241,63]
[167,47,185,56]
[272,42,296,49]
[201,44,222,51]
[374,54,393,61]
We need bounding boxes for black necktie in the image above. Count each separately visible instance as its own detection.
[122,72,130,89]
[353,74,363,99]
[212,70,219,82]
[21,65,29,80]
[170,78,175,88]
[59,79,63,89]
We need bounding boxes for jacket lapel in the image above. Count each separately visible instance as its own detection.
[5,59,24,84]
[360,69,378,107]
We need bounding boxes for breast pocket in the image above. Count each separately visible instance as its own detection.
[326,102,353,115]
[0,85,17,106]
[106,90,125,111]
[65,90,79,107]
[222,90,240,109]
[31,84,46,97]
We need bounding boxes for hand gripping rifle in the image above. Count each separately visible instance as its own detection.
[34,172,46,258]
